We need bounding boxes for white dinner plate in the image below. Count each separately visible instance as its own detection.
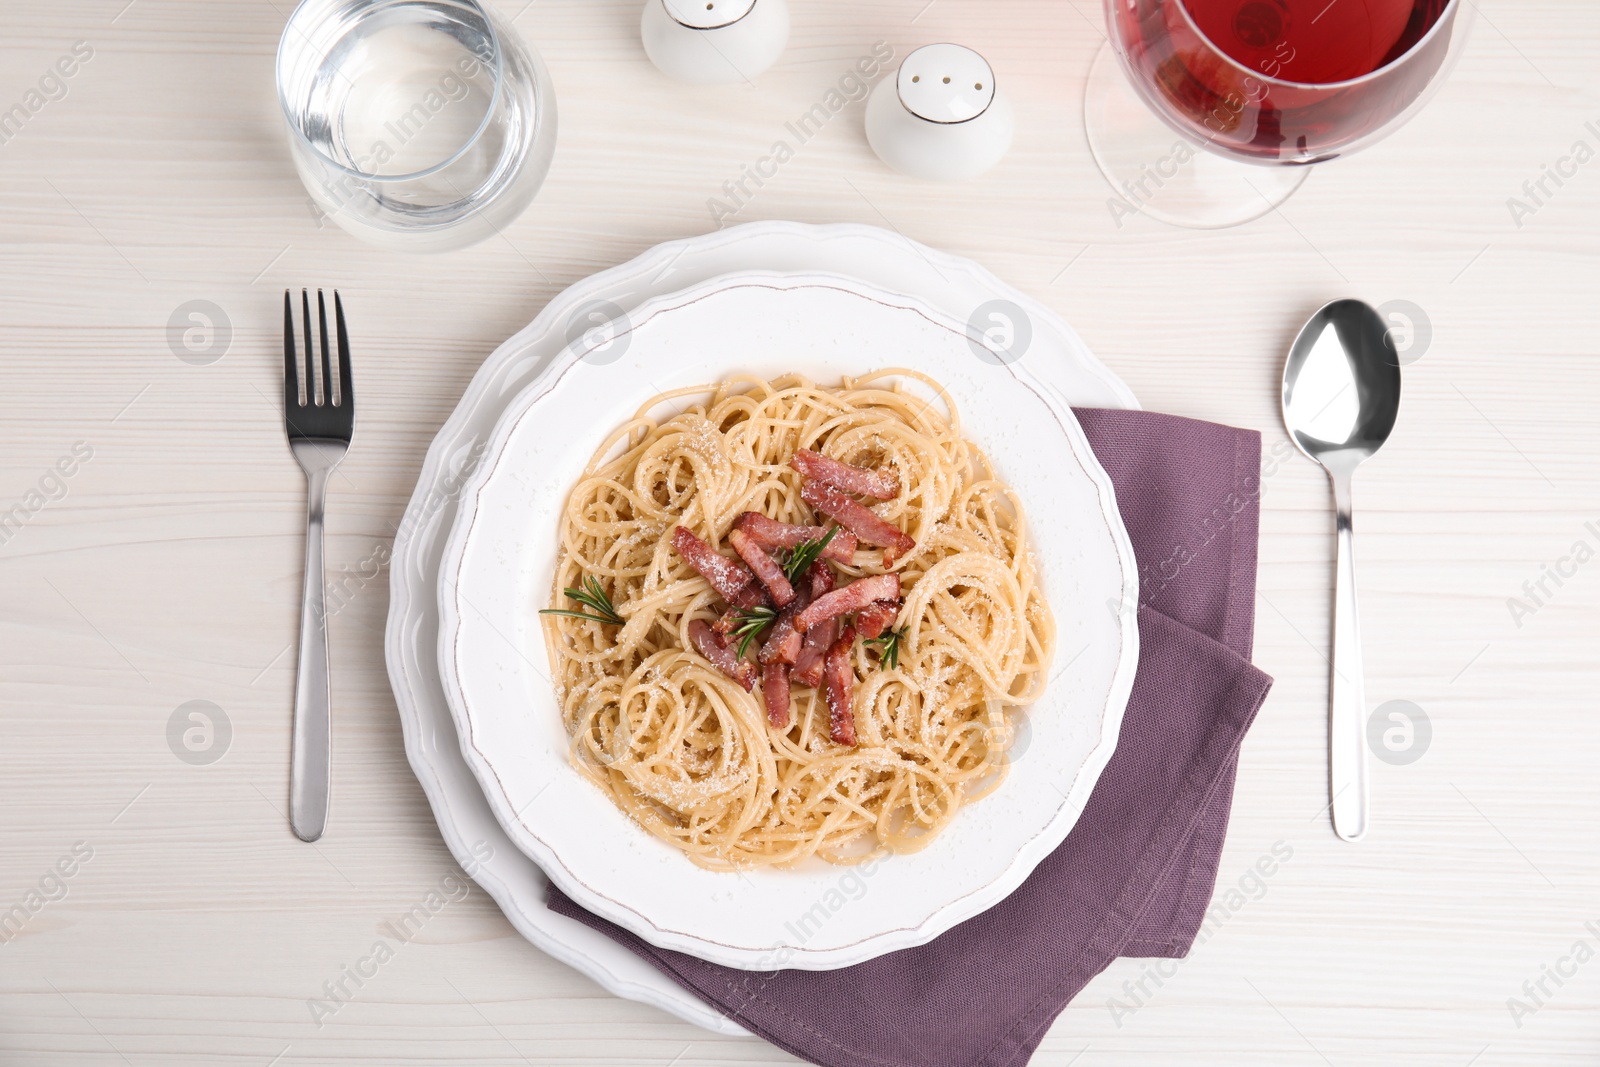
[435,271,1140,970]
[385,221,1137,1027]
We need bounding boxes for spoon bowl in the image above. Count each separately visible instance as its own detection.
[1281,298,1402,842]
[1283,300,1402,474]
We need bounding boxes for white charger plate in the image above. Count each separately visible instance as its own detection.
[384,221,1137,1027]
[436,271,1140,970]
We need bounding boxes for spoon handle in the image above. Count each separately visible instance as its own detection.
[1329,471,1370,842]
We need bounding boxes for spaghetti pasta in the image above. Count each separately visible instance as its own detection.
[541,370,1055,869]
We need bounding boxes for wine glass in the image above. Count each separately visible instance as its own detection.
[1085,0,1471,228]
[277,0,558,252]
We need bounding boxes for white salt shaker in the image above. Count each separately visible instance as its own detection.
[865,43,1013,181]
[641,0,790,85]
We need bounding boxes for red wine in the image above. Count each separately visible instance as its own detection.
[1185,0,1430,84]
[1112,0,1455,162]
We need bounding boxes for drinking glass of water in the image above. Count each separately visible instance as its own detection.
[276,0,557,252]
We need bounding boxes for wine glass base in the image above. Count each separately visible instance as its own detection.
[1083,42,1309,230]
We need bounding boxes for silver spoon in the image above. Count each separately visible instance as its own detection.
[1281,299,1401,842]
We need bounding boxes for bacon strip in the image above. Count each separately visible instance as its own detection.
[800,482,915,566]
[759,614,803,665]
[671,526,766,608]
[823,624,858,747]
[762,661,792,729]
[758,578,810,666]
[733,512,856,563]
[687,619,756,691]
[729,585,769,609]
[791,565,835,687]
[856,598,901,640]
[727,528,796,608]
[793,623,833,687]
[808,562,836,600]
[794,574,900,633]
[792,448,900,500]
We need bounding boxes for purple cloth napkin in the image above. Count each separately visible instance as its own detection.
[549,409,1274,1067]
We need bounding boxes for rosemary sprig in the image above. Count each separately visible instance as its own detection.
[864,626,906,671]
[538,575,625,626]
[779,525,839,584]
[728,605,779,660]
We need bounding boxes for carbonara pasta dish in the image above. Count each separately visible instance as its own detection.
[539,369,1054,869]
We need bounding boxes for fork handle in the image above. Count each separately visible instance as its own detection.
[291,463,332,842]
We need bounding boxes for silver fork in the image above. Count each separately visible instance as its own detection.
[283,289,354,843]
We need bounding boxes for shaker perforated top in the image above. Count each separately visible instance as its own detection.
[661,0,756,30]
[896,43,996,124]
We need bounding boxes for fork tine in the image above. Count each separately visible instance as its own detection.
[283,290,299,410]
[301,289,317,406]
[317,290,334,408]
[333,291,353,412]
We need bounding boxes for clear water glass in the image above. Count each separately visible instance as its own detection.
[277,0,557,252]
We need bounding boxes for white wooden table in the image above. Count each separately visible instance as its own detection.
[2,1,1597,1063]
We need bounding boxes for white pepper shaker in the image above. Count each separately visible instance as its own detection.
[640,0,790,85]
[865,43,1013,181]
